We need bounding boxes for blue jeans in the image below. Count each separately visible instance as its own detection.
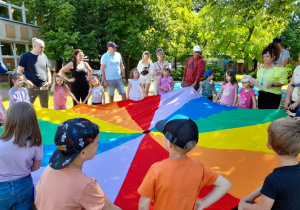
[0,175,34,210]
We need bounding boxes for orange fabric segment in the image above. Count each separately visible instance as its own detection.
[150,133,280,199]
[73,103,143,132]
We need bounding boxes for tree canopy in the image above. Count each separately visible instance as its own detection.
[8,0,299,72]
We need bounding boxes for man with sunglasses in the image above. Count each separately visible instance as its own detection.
[181,46,206,90]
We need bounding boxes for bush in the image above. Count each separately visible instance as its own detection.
[285,64,296,82]
[171,64,225,81]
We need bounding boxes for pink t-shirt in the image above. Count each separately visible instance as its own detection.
[53,85,69,106]
[238,88,255,109]
[220,82,238,106]
[35,166,107,210]
[158,76,173,94]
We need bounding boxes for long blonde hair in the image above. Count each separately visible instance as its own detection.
[142,51,151,65]
[0,102,42,147]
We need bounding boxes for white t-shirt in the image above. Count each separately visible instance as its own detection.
[292,65,300,102]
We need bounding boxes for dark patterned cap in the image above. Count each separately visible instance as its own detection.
[155,117,198,149]
[49,118,99,170]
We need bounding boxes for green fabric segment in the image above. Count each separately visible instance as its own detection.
[38,119,139,145]
[194,109,287,133]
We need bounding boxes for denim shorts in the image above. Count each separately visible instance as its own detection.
[0,174,34,210]
[107,79,126,97]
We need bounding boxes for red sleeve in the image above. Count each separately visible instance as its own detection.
[138,167,156,199]
[195,59,206,83]
[183,58,189,78]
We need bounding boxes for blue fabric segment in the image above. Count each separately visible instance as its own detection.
[41,134,142,167]
[0,62,8,74]
[224,59,231,63]
[167,97,236,120]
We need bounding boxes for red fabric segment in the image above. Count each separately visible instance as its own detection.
[113,134,168,209]
[117,95,161,131]
[114,134,240,209]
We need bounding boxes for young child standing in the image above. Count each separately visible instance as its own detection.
[157,66,174,94]
[8,73,30,107]
[238,118,300,210]
[238,75,257,109]
[138,117,231,210]
[51,73,79,110]
[0,102,43,209]
[127,68,146,101]
[35,118,121,210]
[198,70,217,101]
[83,76,105,105]
[215,70,238,106]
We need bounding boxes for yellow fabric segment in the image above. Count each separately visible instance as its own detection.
[152,122,274,154]
[34,106,140,134]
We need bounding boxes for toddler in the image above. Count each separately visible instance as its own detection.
[157,66,174,94]
[83,76,105,105]
[8,73,30,107]
[215,70,238,106]
[198,70,217,101]
[127,68,145,101]
[238,75,257,109]
[51,73,79,110]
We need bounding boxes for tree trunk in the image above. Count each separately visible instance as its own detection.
[55,59,63,73]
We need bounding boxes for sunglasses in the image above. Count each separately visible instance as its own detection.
[144,52,149,55]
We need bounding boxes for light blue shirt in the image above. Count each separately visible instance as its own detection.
[101,51,123,80]
[274,49,290,65]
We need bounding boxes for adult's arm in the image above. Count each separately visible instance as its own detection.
[100,64,108,87]
[85,62,93,81]
[137,60,143,73]
[17,66,36,88]
[120,62,126,84]
[281,58,288,67]
[59,62,75,82]
[42,67,52,87]
[284,72,295,109]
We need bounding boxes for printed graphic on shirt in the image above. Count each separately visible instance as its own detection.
[188,61,195,71]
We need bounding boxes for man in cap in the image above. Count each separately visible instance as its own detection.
[273,37,290,67]
[181,46,206,90]
[101,41,126,103]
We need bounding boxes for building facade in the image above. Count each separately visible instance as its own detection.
[0,0,40,71]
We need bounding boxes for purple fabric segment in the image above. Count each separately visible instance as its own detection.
[32,135,144,202]
[8,87,30,107]
[150,87,202,130]
[0,140,43,182]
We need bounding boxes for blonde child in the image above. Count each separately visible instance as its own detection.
[238,75,257,109]
[127,68,145,101]
[8,73,30,107]
[157,66,174,94]
[0,102,43,209]
[214,70,238,106]
[138,117,231,209]
[83,76,105,105]
[198,70,217,101]
[238,118,300,209]
[51,73,79,110]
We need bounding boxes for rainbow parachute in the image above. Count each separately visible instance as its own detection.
[23,87,287,209]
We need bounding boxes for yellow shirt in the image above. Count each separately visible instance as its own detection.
[256,64,288,95]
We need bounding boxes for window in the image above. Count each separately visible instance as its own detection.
[1,42,13,55]
[12,8,22,22]
[0,5,9,19]
[26,12,35,25]
[16,44,26,55]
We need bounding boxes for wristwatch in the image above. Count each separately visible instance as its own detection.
[122,77,126,79]
[271,83,275,87]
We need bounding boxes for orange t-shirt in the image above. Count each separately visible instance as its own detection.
[35,166,107,210]
[138,157,219,210]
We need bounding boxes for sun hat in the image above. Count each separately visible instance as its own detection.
[49,118,99,170]
[193,46,201,52]
[155,115,198,149]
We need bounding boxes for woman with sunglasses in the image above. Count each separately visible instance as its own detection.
[153,49,170,95]
[137,51,154,97]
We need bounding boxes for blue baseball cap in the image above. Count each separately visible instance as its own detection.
[205,70,213,78]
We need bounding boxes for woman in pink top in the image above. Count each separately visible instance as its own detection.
[215,70,238,106]
[157,66,174,94]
